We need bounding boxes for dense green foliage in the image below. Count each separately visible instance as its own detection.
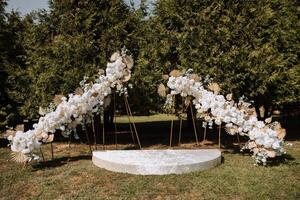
[0,0,299,130]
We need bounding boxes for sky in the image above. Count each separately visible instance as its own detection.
[6,0,153,15]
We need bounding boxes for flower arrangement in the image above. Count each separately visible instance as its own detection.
[163,70,286,165]
[8,49,133,162]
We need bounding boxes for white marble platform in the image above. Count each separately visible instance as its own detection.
[92,149,221,175]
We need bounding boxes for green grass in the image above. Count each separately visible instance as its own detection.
[0,114,299,200]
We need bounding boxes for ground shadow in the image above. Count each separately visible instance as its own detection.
[31,155,91,170]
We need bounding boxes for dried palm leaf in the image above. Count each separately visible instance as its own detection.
[157,84,166,97]
[53,95,64,106]
[208,82,221,94]
[169,69,182,77]
[74,87,84,96]
[123,55,134,69]
[110,51,120,62]
[11,152,29,163]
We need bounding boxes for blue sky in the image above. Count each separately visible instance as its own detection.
[6,0,153,15]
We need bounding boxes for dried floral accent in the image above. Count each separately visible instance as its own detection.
[53,95,64,106]
[123,55,134,69]
[157,84,166,97]
[162,74,169,80]
[38,107,46,116]
[208,82,221,94]
[169,69,182,77]
[226,93,233,101]
[110,51,120,62]
[75,87,84,95]
[190,74,200,81]
[46,134,54,143]
[11,152,29,163]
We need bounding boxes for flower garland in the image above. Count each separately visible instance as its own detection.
[163,70,286,165]
[8,49,133,162]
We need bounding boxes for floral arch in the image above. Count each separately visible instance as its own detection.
[8,50,286,165]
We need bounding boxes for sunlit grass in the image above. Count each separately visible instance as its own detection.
[0,114,299,200]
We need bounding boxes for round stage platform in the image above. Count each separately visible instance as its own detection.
[92,149,221,175]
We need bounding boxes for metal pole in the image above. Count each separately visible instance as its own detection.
[169,120,173,147]
[190,103,199,145]
[124,95,142,149]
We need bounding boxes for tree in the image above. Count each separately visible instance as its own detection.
[144,0,299,119]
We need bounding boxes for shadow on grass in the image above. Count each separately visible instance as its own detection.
[268,153,298,167]
[31,155,91,170]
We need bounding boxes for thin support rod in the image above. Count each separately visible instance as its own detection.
[169,120,173,147]
[124,97,135,144]
[190,103,199,145]
[92,117,97,150]
[50,142,54,160]
[113,94,118,149]
[84,123,93,154]
[218,125,221,149]
[124,95,142,149]
[237,133,241,148]
[178,118,182,145]
[202,126,207,145]
[102,115,105,150]
[39,147,45,161]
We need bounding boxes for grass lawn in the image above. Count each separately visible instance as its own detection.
[0,114,299,200]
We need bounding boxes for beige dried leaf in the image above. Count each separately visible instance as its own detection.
[253,147,259,155]
[267,150,276,158]
[110,51,120,62]
[169,70,182,77]
[46,134,54,143]
[38,107,46,116]
[98,69,105,75]
[226,93,233,101]
[92,92,99,97]
[184,98,191,107]
[15,124,24,132]
[225,126,238,135]
[190,74,200,81]
[122,70,131,82]
[265,117,272,124]
[53,95,64,106]
[157,84,166,97]
[11,152,29,163]
[103,96,111,108]
[277,128,286,139]
[123,55,134,69]
[75,87,84,96]
[208,82,221,94]
[162,74,169,80]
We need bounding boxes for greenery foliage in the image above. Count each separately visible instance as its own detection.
[0,0,299,130]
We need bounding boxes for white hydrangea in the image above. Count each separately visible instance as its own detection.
[8,52,132,160]
[165,73,285,165]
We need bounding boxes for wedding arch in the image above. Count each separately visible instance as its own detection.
[8,49,286,166]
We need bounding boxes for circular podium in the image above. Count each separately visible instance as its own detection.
[92,149,221,175]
